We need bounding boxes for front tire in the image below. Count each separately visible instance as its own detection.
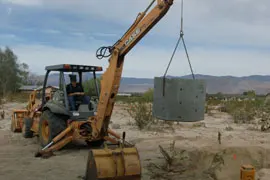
[38,110,68,147]
[10,116,16,132]
[22,118,33,138]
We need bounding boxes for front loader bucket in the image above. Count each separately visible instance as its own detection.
[85,147,141,180]
[11,110,28,132]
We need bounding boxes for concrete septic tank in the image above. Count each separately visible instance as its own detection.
[152,77,206,122]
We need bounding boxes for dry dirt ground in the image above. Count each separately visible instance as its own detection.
[1,102,270,180]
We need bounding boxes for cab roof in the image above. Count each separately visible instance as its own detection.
[45,64,103,72]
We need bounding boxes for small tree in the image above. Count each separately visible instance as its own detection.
[0,47,29,97]
[142,88,154,102]
[125,88,154,130]
[243,90,256,98]
[215,92,223,99]
[126,101,153,130]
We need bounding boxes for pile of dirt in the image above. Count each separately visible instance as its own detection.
[145,145,270,180]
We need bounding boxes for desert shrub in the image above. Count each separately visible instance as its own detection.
[257,105,270,131]
[220,98,270,129]
[122,89,154,129]
[115,95,137,104]
[115,96,137,104]
[115,95,130,102]
[126,101,153,130]
[205,104,208,113]
[6,93,29,103]
[220,105,227,112]
[207,98,222,106]
[232,108,256,124]
[141,88,153,102]
[224,99,264,124]
[225,126,233,131]
[264,96,270,106]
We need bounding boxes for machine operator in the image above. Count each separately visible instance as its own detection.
[66,74,90,111]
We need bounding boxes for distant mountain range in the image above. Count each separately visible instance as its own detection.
[39,73,270,95]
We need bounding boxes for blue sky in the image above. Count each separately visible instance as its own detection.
[0,0,269,78]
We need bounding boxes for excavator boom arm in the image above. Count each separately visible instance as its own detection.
[116,0,173,56]
[93,0,174,136]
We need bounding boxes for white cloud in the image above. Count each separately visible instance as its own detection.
[5,0,269,49]
[0,33,25,43]
[1,0,42,6]
[7,7,12,15]
[2,0,270,78]
[93,33,118,37]
[0,33,16,39]
[11,44,270,78]
[41,29,61,34]
[70,32,84,37]
[12,44,105,74]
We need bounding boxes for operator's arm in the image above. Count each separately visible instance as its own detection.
[66,84,80,96]
[78,83,85,95]
[68,92,81,96]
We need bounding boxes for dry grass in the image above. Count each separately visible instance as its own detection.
[192,122,206,128]
[146,141,226,180]
[207,97,270,132]
[146,141,188,179]
[202,151,225,180]
[225,126,233,131]
[6,93,29,103]
[222,99,263,124]
[258,110,270,131]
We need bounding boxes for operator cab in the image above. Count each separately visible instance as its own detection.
[41,64,102,120]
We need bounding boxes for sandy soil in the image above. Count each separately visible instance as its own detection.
[0,102,270,180]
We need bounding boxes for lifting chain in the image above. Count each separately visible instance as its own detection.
[162,0,195,96]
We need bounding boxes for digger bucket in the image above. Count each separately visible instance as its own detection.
[85,146,141,180]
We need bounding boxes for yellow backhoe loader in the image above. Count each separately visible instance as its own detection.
[36,1,175,179]
[10,1,257,179]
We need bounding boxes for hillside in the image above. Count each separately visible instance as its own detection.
[40,73,270,94]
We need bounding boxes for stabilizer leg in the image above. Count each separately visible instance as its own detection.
[35,136,73,158]
[35,126,73,158]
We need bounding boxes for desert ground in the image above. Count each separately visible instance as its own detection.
[1,101,270,180]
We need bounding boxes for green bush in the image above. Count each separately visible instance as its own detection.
[126,101,153,130]
[83,78,101,97]
[207,99,222,106]
[121,89,153,129]
[141,88,153,102]
[232,108,256,124]
[223,99,264,124]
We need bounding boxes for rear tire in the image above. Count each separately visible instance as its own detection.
[39,110,68,147]
[22,118,33,138]
[86,139,105,148]
[10,116,16,132]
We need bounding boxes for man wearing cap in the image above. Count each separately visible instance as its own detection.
[66,74,90,111]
